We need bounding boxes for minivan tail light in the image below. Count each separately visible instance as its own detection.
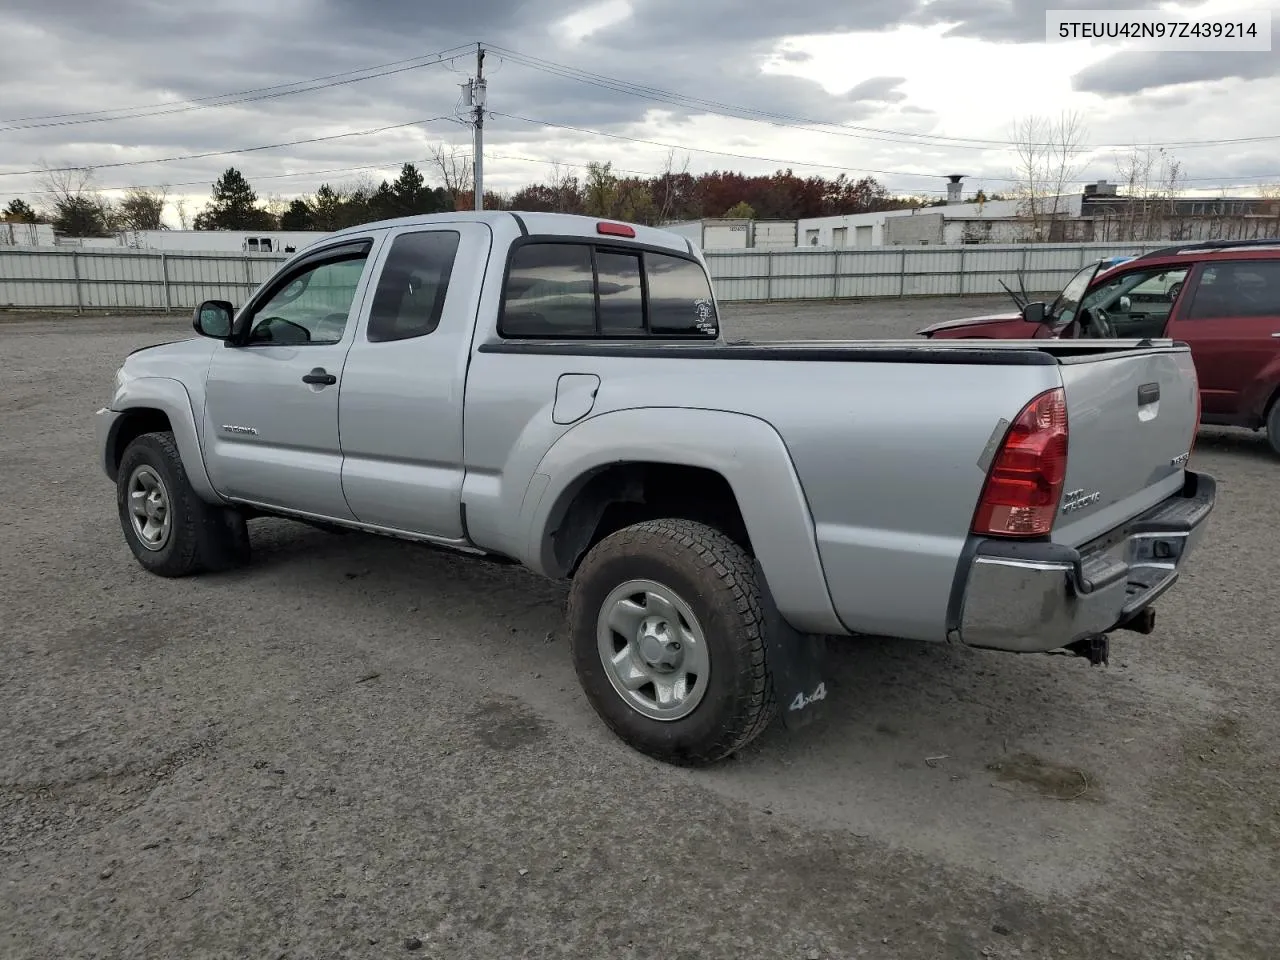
[972,387,1069,538]
[596,221,635,237]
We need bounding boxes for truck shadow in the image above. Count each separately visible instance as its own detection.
[232,520,1212,853]
[1194,426,1277,463]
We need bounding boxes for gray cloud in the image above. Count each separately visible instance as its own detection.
[910,0,1208,43]
[845,77,909,103]
[0,0,1274,211]
[1071,25,1280,96]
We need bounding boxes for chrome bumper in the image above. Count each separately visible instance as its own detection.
[95,406,123,481]
[954,471,1216,653]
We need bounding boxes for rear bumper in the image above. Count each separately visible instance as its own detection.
[954,470,1216,653]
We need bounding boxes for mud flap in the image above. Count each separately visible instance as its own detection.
[753,560,829,731]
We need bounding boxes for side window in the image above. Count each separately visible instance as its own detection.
[645,252,718,336]
[1186,262,1280,320]
[245,254,369,346]
[367,230,461,342]
[595,250,644,335]
[1081,266,1188,333]
[501,242,595,336]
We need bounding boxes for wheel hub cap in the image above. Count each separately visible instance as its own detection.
[126,465,172,552]
[596,579,710,722]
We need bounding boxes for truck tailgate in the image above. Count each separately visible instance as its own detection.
[1048,342,1199,547]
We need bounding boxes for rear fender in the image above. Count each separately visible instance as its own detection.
[107,376,220,502]
[521,407,845,636]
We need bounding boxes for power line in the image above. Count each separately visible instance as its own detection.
[0,44,475,129]
[489,111,1280,187]
[0,117,463,178]
[484,42,1280,154]
[489,110,1012,181]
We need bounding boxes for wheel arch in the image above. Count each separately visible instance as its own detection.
[106,377,220,502]
[521,407,846,636]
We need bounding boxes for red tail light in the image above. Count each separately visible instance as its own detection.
[972,387,1069,538]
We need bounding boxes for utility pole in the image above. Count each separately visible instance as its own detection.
[472,43,486,211]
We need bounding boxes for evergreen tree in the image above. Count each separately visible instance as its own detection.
[193,167,275,229]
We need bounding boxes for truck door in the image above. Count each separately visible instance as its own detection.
[1165,260,1280,424]
[201,236,382,519]
[337,221,492,540]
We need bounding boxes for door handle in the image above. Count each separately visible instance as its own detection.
[1271,332,1280,338]
[302,367,337,386]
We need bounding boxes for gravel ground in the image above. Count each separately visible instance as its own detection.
[1,298,1277,959]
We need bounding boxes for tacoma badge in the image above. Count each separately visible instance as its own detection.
[1061,488,1101,513]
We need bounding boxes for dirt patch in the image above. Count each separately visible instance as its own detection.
[987,752,1099,802]
[467,699,547,751]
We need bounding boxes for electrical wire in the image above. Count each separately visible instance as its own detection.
[0,117,464,178]
[0,44,475,132]
[484,41,1280,153]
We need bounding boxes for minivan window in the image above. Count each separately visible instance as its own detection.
[1187,261,1280,320]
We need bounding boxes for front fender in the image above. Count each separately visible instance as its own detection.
[100,376,220,502]
[521,407,846,636]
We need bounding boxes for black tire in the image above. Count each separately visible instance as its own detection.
[567,518,776,766]
[115,431,251,577]
[1268,402,1280,458]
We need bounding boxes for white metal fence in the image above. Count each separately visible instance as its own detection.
[0,242,1167,312]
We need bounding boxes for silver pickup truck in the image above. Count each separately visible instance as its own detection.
[96,211,1216,765]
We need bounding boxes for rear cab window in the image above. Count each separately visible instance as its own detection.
[499,239,718,339]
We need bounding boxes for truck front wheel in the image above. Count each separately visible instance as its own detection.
[567,518,776,765]
[116,431,250,577]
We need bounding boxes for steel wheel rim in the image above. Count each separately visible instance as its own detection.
[126,465,172,552]
[596,578,711,722]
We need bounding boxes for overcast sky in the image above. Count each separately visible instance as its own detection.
[1,0,1277,226]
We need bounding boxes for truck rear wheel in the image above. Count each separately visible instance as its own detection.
[116,431,250,577]
[567,518,776,765]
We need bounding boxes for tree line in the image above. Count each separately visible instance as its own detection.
[2,144,935,236]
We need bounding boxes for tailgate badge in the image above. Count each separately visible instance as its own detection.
[1170,452,1190,467]
[1061,488,1101,514]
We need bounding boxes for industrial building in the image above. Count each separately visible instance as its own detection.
[660,218,798,250]
[59,229,330,254]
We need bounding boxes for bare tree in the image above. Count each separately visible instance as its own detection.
[1114,146,1185,241]
[117,185,169,231]
[36,162,115,237]
[654,148,691,224]
[1008,112,1087,241]
[174,197,191,230]
[261,192,289,224]
[427,142,473,210]
[547,161,582,213]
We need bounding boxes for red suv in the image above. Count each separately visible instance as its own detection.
[918,239,1280,453]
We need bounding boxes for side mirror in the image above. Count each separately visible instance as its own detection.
[1021,300,1047,324]
[193,300,234,339]
[1118,295,1132,313]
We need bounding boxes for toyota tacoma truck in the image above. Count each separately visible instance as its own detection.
[96,212,1217,766]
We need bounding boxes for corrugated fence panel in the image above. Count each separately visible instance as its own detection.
[1,242,1163,309]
